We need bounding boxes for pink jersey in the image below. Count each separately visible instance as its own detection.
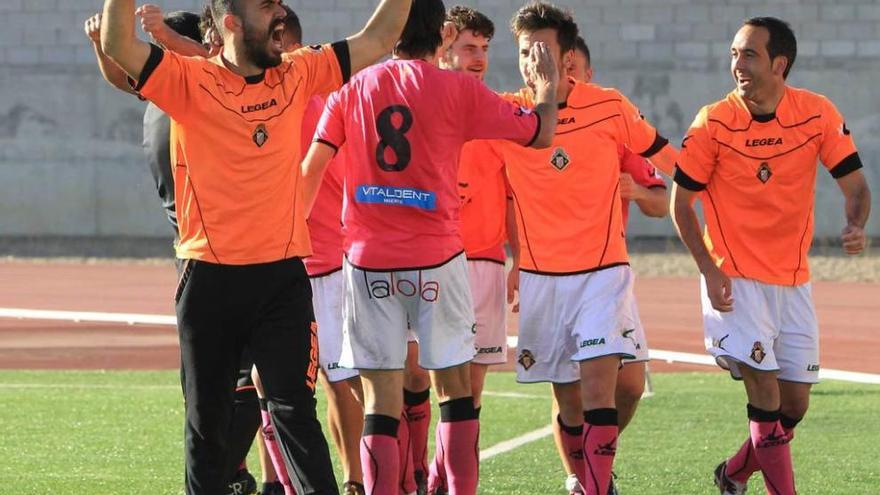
[619,145,666,228]
[315,59,540,270]
[302,95,345,276]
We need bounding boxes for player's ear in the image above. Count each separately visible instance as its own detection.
[561,48,574,70]
[222,12,241,34]
[771,55,788,78]
[440,21,458,52]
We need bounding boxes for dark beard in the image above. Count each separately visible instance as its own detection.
[242,23,282,69]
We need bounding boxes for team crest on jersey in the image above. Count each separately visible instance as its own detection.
[550,147,571,171]
[253,124,269,147]
[518,349,536,370]
[756,162,772,184]
[750,341,766,364]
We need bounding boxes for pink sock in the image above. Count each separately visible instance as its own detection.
[404,388,432,479]
[427,419,447,493]
[361,414,401,495]
[557,415,586,491]
[582,409,618,495]
[748,406,796,495]
[260,401,294,495]
[727,412,800,484]
[398,413,417,494]
[438,398,479,495]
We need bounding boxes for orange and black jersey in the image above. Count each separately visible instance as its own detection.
[134,42,350,264]
[675,87,861,286]
[494,79,668,274]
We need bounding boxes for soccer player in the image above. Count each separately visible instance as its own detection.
[88,9,263,494]
[497,4,678,495]
[551,34,668,495]
[300,0,559,492]
[671,17,871,495]
[100,0,414,493]
[302,93,367,495]
[426,6,516,493]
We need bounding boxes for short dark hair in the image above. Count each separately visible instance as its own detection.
[447,5,494,40]
[744,16,797,79]
[574,35,590,65]
[510,2,578,55]
[163,11,202,43]
[282,5,302,45]
[395,0,446,59]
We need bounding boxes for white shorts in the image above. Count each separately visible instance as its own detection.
[339,253,476,370]
[515,265,641,383]
[310,270,358,383]
[623,296,649,364]
[468,260,508,365]
[702,277,820,384]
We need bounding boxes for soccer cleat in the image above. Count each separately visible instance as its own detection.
[564,473,584,494]
[607,471,619,495]
[414,469,428,495]
[343,481,366,495]
[714,461,748,495]
[258,481,284,495]
[227,469,257,495]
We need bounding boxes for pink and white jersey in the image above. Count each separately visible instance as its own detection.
[315,59,540,270]
[302,95,345,276]
[619,144,666,228]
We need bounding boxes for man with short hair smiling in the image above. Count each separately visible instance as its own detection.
[671,17,871,495]
[99,0,414,493]
[497,4,678,495]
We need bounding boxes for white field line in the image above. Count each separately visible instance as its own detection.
[0,308,176,326]
[479,424,554,461]
[2,309,878,384]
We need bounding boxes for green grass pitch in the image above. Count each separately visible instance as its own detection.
[1,370,878,494]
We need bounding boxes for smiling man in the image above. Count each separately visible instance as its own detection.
[671,17,871,495]
[99,0,413,493]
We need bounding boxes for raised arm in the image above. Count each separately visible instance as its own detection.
[671,182,733,312]
[101,0,153,80]
[85,13,137,95]
[526,42,559,149]
[836,169,871,255]
[136,4,209,58]
[301,143,337,217]
[346,0,413,73]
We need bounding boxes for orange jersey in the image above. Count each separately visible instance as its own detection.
[495,79,667,274]
[458,141,508,262]
[137,43,348,264]
[675,87,861,285]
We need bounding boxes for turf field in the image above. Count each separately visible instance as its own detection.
[1,370,878,494]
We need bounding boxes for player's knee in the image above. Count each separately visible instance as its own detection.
[615,379,644,409]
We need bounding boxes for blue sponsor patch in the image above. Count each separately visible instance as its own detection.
[355,184,436,210]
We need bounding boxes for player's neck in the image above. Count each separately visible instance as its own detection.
[393,51,440,67]
[556,77,574,105]
[220,45,265,79]
[743,84,785,116]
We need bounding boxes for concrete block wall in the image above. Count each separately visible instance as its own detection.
[1,0,878,242]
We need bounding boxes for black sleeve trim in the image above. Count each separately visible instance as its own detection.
[647,184,668,190]
[640,133,669,158]
[314,138,339,153]
[134,43,165,92]
[673,165,707,191]
[525,111,542,148]
[829,152,863,179]
[331,40,352,84]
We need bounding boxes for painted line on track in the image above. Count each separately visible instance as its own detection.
[3,308,879,384]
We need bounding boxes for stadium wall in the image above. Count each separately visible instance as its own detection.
[1,0,878,244]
